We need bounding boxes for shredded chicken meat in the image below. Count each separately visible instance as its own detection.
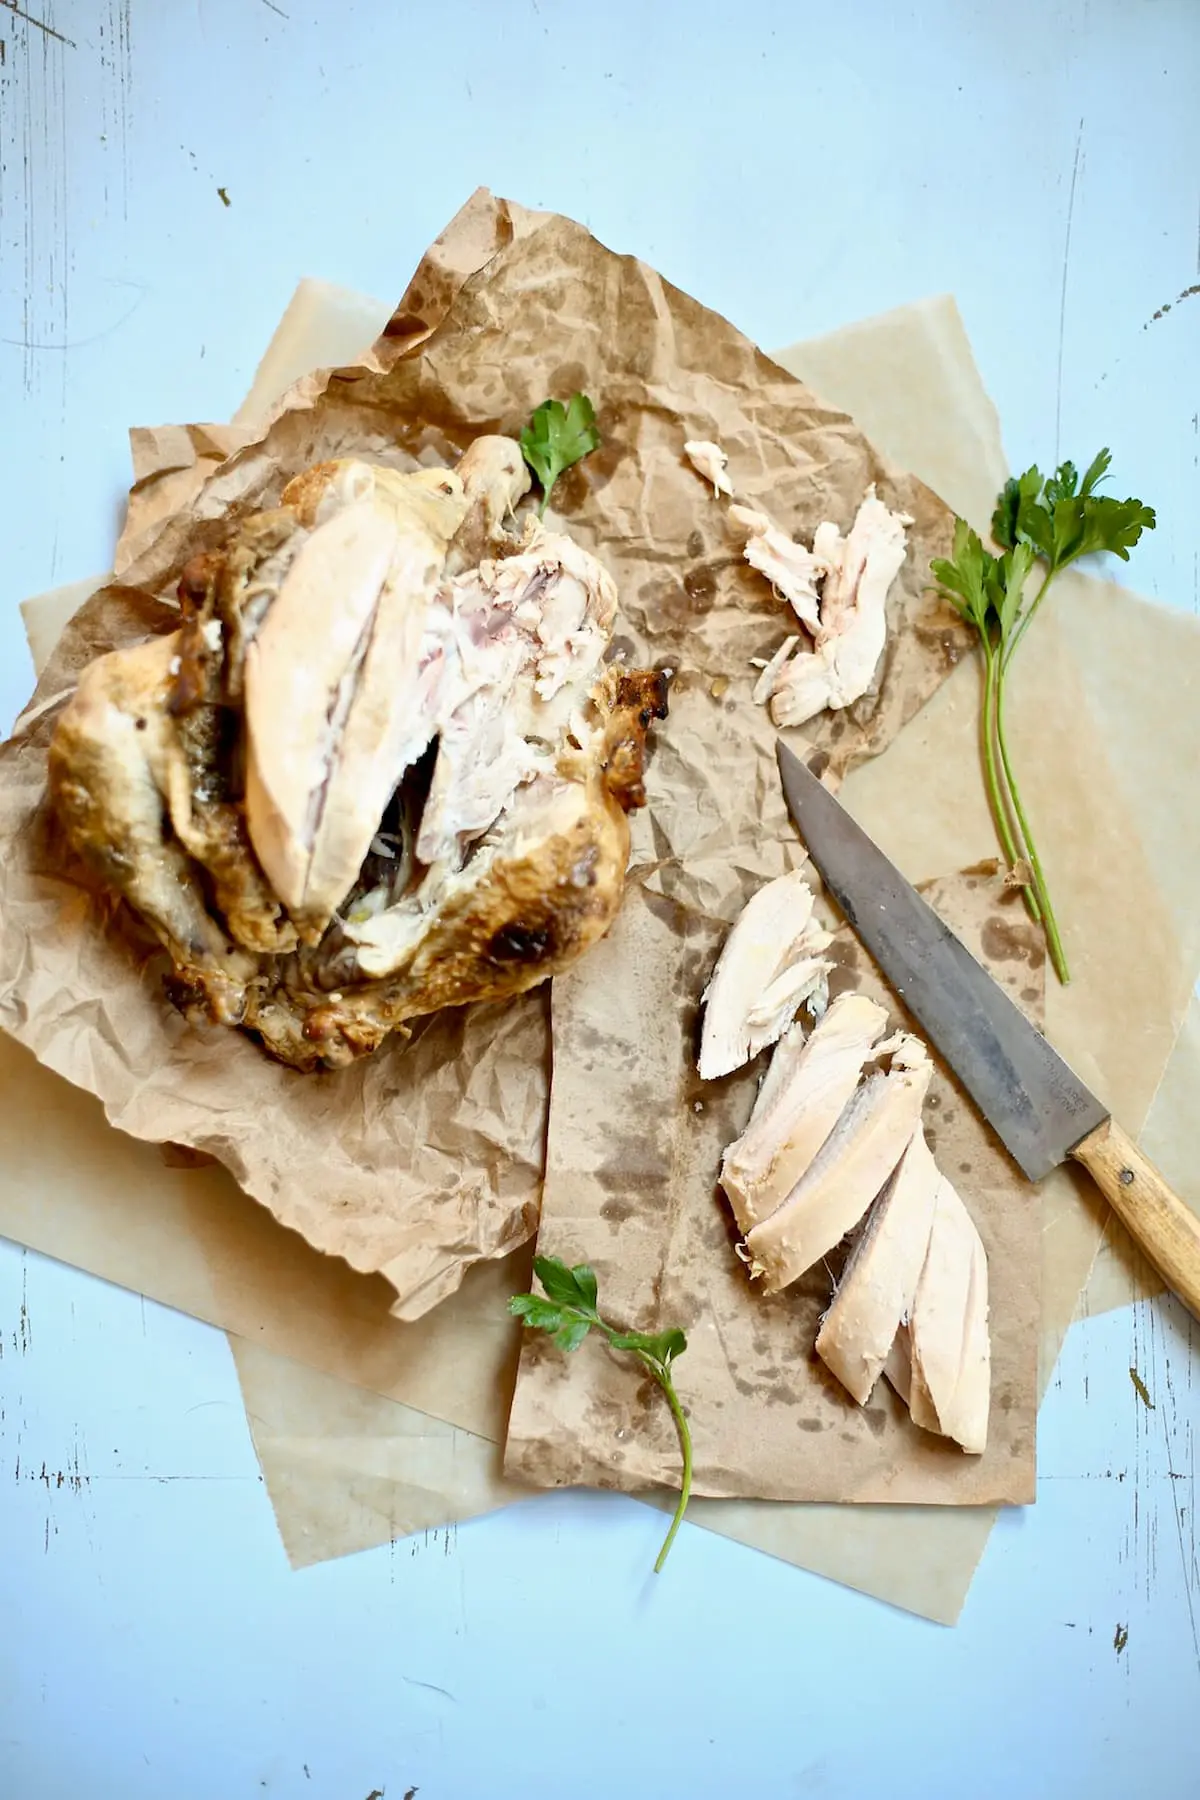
[683,438,734,498]
[683,429,911,727]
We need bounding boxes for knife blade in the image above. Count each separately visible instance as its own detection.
[777,739,1200,1321]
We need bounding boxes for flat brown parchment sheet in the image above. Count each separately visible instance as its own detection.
[505,864,1041,1505]
[0,191,963,1322]
[14,288,1200,1620]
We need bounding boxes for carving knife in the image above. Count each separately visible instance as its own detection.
[777,740,1200,1321]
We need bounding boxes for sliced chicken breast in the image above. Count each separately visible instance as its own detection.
[904,1174,991,1454]
[746,1016,810,1125]
[697,868,831,1080]
[884,1325,913,1407]
[742,948,833,1059]
[815,1124,940,1404]
[743,1037,932,1291]
[243,466,469,933]
[721,992,890,1233]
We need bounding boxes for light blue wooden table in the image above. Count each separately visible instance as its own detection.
[2,4,1198,1796]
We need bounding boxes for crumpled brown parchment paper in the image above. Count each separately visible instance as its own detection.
[0,190,962,1320]
[11,277,1200,1619]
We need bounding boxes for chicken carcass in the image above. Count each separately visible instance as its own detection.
[768,487,911,727]
[48,436,668,1071]
[697,868,833,1080]
[720,992,890,1234]
[742,1035,932,1292]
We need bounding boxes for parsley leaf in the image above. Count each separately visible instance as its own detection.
[508,1294,574,1335]
[931,448,1155,986]
[533,1254,599,1312]
[931,518,994,631]
[509,1254,693,1570]
[992,466,1043,550]
[519,394,601,517]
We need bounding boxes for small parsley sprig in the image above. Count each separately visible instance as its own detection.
[520,394,600,517]
[509,1255,693,1571]
[931,449,1155,985]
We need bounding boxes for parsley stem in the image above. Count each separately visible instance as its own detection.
[981,638,1041,923]
[645,1359,693,1573]
[1002,563,1060,674]
[995,676,1070,985]
[997,565,1069,983]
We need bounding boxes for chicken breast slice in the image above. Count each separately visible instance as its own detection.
[815,1124,941,1405]
[884,1325,913,1407]
[697,869,828,1080]
[743,1038,932,1291]
[904,1173,991,1454]
[684,438,734,498]
[768,486,910,728]
[243,499,402,912]
[721,992,890,1234]
[243,468,469,929]
[729,504,827,633]
[746,1016,810,1125]
[300,557,453,933]
[742,948,834,1063]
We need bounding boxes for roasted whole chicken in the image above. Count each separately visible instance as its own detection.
[48,436,668,1070]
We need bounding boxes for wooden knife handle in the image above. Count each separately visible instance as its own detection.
[1072,1118,1200,1322]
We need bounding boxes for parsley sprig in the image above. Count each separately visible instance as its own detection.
[931,449,1155,985]
[509,1255,693,1571]
[519,394,600,518]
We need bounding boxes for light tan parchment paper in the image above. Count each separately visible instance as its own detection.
[13,278,1200,1619]
[0,191,963,1323]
